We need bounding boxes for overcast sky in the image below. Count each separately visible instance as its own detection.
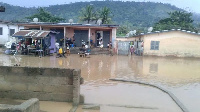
[0,0,199,13]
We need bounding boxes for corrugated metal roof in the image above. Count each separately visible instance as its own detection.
[12,30,50,38]
[17,22,119,28]
[124,29,200,38]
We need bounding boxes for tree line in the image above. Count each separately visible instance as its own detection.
[26,7,199,35]
[26,5,112,24]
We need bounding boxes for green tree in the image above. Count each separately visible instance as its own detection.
[153,11,197,32]
[99,7,112,24]
[196,23,200,33]
[79,5,96,24]
[117,25,129,36]
[26,8,64,22]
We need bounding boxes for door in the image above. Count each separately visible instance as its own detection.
[74,30,88,47]
[103,31,110,48]
[96,32,101,47]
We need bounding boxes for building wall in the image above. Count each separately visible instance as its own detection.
[0,23,24,45]
[0,24,9,45]
[43,28,50,31]
[66,27,74,39]
[0,66,81,104]
[143,31,200,57]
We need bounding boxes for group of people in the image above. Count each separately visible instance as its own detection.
[130,42,144,56]
[7,39,50,58]
[55,41,70,58]
[79,40,90,57]
[54,38,115,58]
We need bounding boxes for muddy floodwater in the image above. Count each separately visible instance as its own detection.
[0,53,200,112]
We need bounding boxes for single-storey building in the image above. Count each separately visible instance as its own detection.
[116,29,200,58]
[15,22,119,53]
[0,21,24,46]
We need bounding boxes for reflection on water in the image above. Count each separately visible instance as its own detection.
[0,54,200,112]
[149,63,158,73]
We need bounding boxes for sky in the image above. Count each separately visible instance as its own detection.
[0,0,199,13]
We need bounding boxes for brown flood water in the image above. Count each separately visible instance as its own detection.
[0,54,200,112]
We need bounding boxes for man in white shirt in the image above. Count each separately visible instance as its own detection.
[55,42,59,54]
[85,44,88,49]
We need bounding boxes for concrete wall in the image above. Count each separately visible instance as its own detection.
[0,23,24,45]
[66,27,74,39]
[0,23,10,45]
[0,98,39,112]
[0,66,81,104]
[143,31,200,57]
[116,31,200,57]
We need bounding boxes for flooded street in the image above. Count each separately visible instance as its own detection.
[0,53,200,112]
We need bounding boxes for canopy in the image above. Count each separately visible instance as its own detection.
[12,30,50,38]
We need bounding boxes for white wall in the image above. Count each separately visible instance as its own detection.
[0,23,24,45]
[0,23,8,45]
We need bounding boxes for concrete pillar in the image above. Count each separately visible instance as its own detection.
[112,28,117,54]
[88,28,91,48]
[64,27,66,49]
[73,69,81,106]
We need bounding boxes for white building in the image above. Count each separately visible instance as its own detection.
[0,21,24,46]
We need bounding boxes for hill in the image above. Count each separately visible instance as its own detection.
[0,1,199,29]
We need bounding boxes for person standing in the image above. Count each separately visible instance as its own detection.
[109,43,113,56]
[66,44,70,56]
[55,41,59,54]
[130,46,134,55]
[57,46,66,58]
[100,40,103,50]
[107,42,110,51]
[81,40,85,47]
[141,46,144,56]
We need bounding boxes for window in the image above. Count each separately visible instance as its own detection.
[0,27,3,35]
[151,41,160,50]
[10,29,15,36]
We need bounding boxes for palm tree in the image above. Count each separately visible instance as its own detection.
[79,5,96,24]
[99,7,112,24]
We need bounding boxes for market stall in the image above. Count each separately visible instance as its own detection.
[12,30,54,56]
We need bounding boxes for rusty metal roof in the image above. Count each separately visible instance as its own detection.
[12,30,50,38]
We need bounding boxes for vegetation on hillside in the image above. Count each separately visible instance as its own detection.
[0,1,199,34]
[26,8,65,22]
[153,11,197,32]
[0,1,188,23]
